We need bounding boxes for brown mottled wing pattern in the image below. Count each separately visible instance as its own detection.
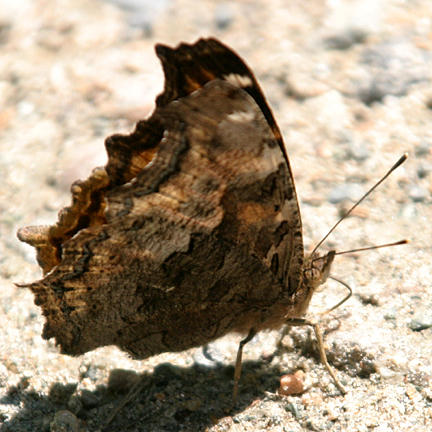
[17,38,304,359]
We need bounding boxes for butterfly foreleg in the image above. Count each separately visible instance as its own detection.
[284,318,347,395]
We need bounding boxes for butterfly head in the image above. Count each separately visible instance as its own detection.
[291,250,336,317]
[303,250,335,291]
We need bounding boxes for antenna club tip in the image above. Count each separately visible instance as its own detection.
[394,153,408,168]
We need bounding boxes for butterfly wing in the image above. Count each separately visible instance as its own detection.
[17,39,304,358]
[154,38,304,295]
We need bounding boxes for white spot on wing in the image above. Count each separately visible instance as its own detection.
[227,109,255,123]
[223,73,253,88]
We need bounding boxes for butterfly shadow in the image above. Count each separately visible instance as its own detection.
[0,356,283,432]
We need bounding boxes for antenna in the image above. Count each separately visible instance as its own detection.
[311,153,408,256]
[316,240,408,313]
[333,239,408,257]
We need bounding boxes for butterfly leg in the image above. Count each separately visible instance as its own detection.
[284,318,347,395]
[232,328,256,404]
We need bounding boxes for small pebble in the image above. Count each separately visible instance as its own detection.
[50,410,80,432]
[285,402,302,419]
[105,0,170,33]
[328,183,363,204]
[214,4,234,30]
[347,139,370,161]
[383,308,397,320]
[358,41,429,104]
[279,371,305,396]
[415,141,430,157]
[406,370,430,387]
[356,292,380,306]
[79,363,100,381]
[408,314,432,331]
[193,343,225,368]
[324,28,366,50]
[408,185,428,202]
[417,162,432,178]
[405,384,421,403]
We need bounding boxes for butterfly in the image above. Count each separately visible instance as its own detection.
[18,38,406,402]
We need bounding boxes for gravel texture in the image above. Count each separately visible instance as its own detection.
[1,1,431,431]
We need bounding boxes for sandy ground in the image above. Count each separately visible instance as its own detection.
[1,0,432,431]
